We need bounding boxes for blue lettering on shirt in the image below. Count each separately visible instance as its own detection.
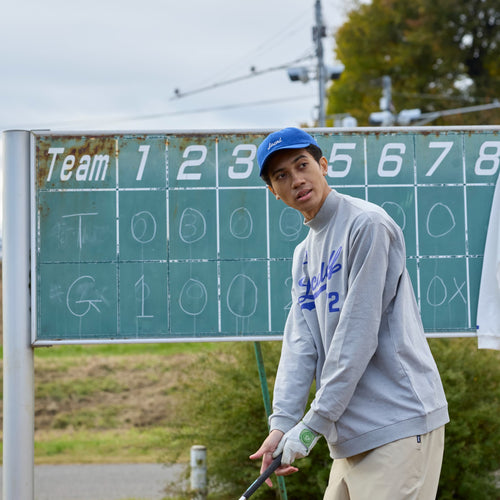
[297,247,342,311]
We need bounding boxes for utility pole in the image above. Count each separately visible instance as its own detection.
[369,76,396,126]
[380,76,392,114]
[314,0,326,126]
[287,1,343,125]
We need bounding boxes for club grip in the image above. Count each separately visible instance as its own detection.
[240,453,282,500]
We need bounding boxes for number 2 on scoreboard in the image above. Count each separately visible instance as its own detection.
[177,145,208,181]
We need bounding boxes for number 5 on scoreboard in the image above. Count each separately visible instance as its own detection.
[328,143,356,178]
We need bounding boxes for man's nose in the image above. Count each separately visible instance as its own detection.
[291,171,305,187]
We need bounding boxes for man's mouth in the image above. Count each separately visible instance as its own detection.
[297,189,312,201]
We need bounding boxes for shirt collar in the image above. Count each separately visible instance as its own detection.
[304,190,338,232]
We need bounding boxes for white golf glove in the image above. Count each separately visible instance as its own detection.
[273,421,320,465]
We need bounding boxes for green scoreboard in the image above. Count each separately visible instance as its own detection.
[32,128,500,344]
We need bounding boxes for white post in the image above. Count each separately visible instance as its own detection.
[1,130,34,500]
[190,445,207,499]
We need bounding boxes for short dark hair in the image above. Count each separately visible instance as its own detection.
[260,144,323,186]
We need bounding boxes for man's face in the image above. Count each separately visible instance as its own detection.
[266,148,331,221]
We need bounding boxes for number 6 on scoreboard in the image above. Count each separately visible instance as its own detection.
[377,142,406,177]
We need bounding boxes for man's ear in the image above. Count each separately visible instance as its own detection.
[320,156,328,176]
[267,184,280,200]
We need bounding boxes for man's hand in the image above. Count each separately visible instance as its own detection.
[273,421,320,465]
[250,430,298,487]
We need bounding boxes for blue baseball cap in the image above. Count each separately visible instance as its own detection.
[257,127,319,176]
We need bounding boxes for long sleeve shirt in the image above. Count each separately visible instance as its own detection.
[269,190,449,459]
[477,172,500,350]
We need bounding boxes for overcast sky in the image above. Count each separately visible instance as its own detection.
[0,0,350,133]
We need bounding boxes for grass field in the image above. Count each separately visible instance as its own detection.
[34,344,202,464]
[2,342,224,465]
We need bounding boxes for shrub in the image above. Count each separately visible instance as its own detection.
[164,338,500,499]
[162,341,331,499]
[429,338,500,499]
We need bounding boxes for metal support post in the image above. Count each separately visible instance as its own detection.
[254,342,288,500]
[1,130,34,500]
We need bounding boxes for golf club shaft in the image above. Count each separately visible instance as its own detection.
[239,453,282,500]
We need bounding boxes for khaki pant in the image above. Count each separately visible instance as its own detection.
[324,426,445,500]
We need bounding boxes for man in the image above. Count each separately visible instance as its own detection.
[250,127,449,499]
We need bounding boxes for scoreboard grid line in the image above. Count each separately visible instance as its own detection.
[36,254,488,266]
[265,187,272,332]
[413,133,422,313]
[462,135,472,330]
[115,152,121,338]
[35,180,496,194]
[216,139,222,333]
[165,140,172,337]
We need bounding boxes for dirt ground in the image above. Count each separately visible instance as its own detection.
[32,351,192,432]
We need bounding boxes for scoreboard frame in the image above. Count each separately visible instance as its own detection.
[30,127,500,345]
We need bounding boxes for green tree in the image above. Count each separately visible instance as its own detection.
[327,0,500,125]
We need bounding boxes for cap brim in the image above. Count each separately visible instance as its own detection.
[260,142,312,176]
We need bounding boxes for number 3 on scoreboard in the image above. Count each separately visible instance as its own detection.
[228,144,256,179]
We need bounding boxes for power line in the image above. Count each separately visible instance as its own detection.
[414,101,500,126]
[171,53,315,99]
[156,94,314,117]
[8,94,314,130]
[392,91,475,102]
[202,6,312,87]
[169,2,336,126]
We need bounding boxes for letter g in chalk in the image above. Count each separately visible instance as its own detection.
[66,275,103,317]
